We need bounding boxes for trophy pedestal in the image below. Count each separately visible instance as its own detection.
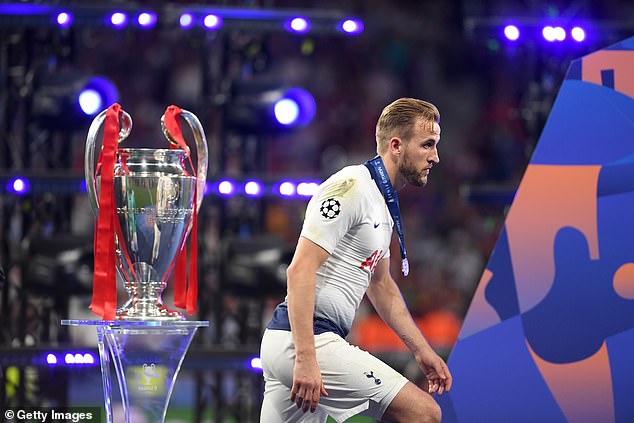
[62,320,208,423]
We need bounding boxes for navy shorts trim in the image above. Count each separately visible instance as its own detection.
[266,304,349,339]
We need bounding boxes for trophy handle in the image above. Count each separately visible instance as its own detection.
[84,108,133,215]
[160,110,208,213]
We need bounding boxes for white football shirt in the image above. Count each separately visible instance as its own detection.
[295,164,393,335]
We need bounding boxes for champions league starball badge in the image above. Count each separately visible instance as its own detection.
[320,198,341,219]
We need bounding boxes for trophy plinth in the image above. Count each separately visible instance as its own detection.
[62,320,209,423]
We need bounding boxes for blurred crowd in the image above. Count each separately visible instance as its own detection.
[6,0,631,357]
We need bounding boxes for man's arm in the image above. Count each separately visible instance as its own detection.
[366,258,452,395]
[286,236,330,413]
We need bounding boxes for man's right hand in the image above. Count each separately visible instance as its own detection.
[290,356,329,413]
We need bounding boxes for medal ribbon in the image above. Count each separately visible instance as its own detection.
[363,156,409,276]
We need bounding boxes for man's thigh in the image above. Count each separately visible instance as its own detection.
[261,330,408,423]
[260,377,329,423]
[317,334,408,421]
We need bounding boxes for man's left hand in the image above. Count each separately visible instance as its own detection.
[415,348,452,395]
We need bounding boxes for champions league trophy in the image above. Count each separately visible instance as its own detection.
[63,104,209,423]
[85,103,208,321]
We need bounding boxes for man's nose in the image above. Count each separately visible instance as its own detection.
[430,148,440,164]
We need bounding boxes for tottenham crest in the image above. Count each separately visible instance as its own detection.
[320,198,341,219]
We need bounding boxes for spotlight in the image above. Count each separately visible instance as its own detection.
[285,17,310,34]
[503,25,520,41]
[78,89,102,116]
[297,181,319,197]
[339,18,364,34]
[244,180,263,197]
[278,181,296,197]
[542,25,556,42]
[109,12,128,28]
[250,357,263,370]
[77,77,118,116]
[218,180,235,196]
[32,73,118,126]
[56,11,72,28]
[137,12,157,28]
[274,98,300,125]
[65,353,75,364]
[571,26,586,42]
[553,26,566,41]
[276,87,316,127]
[46,354,57,365]
[179,13,194,29]
[7,177,29,195]
[225,84,316,133]
[61,352,96,366]
[203,14,222,30]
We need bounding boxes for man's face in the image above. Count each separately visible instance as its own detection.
[398,119,441,187]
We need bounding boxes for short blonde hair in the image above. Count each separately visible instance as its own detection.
[375,98,440,155]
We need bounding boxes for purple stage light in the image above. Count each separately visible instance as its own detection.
[61,352,96,366]
[278,181,296,197]
[244,180,263,197]
[571,26,586,42]
[542,26,556,42]
[285,17,310,33]
[180,13,194,28]
[503,25,520,41]
[8,177,29,195]
[137,12,157,28]
[297,182,319,197]
[275,87,316,127]
[46,354,57,365]
[553,26,566,41]
[339,18,364,34]
[218,180,235,196]
[250,357,263,370]
[78,89,102,116]
[274,98,300,126]
[56,11,72,27]
[110,12,128,28]
[203,14,222,30]
[77,77,118,116]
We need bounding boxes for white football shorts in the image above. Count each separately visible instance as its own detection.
[260,329,409,423]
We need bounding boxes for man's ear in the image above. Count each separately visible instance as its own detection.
[389,137,402,155]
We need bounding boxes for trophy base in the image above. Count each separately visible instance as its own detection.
[61,320,209,423]
[116,300,185,321]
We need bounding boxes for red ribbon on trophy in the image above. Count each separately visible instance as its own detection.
[90,103,121,320]
[163,105,199,315]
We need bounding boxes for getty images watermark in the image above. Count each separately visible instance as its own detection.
[3,407,101,422]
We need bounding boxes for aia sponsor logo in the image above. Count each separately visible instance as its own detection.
[360,249,382,272]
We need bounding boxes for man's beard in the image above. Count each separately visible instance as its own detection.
[399,157,427,187]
